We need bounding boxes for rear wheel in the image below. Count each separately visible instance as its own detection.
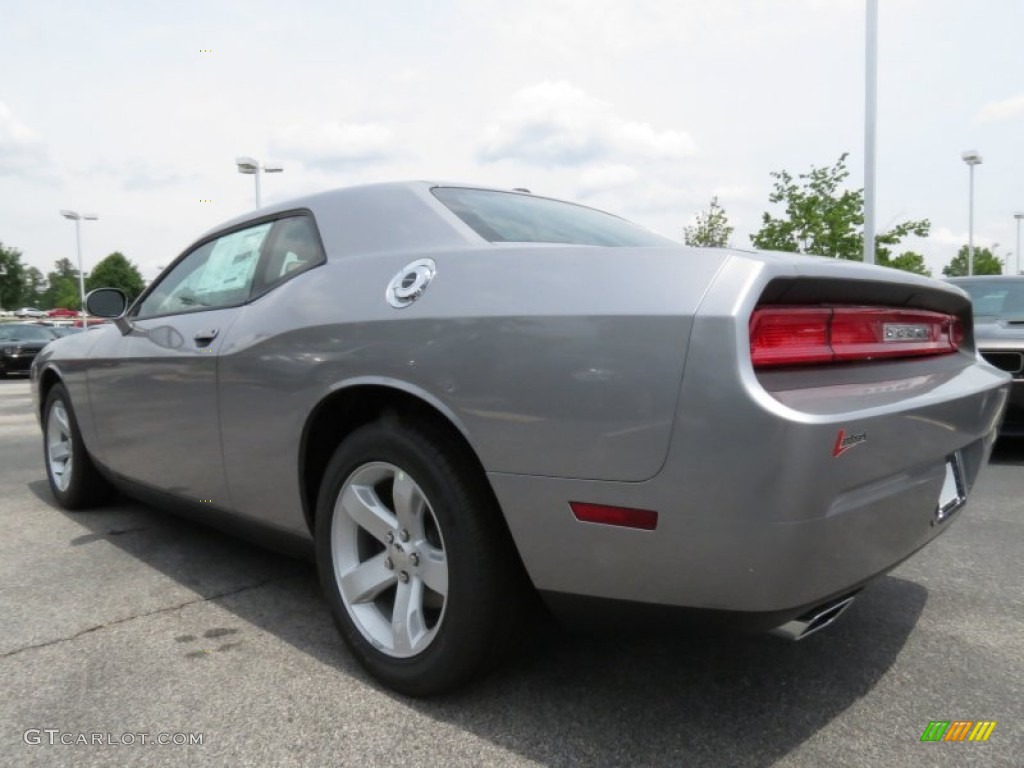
[315,417,526,695]
[43,383,113,509]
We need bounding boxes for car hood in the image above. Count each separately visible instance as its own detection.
[973,318,1024,341]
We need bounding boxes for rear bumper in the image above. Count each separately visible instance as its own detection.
[490,359,1008,617]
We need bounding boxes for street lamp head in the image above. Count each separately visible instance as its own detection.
[1015,212,1024,220]
[236,156,259,174]
[263,163,284,174]
[83,214,98,221]
[961,150,982,165]
[60,210,80,220]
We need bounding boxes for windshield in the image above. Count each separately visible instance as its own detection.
[432,187,676,247]
[0,325,58,342]
[954,280,1024,320]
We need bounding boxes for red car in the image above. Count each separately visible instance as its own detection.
[47,308,79,318]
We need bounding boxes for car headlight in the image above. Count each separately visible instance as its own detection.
[3,347,14,355]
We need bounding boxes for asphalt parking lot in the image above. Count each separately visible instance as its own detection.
[1,378,1021,767]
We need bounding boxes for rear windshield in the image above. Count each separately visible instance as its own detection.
[432,187,675,247]
[954,280,1024,320]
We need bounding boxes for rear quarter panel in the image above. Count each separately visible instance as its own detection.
[216,244,730,532]
[490,254,1009,610]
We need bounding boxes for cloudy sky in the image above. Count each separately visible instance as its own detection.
[1,0,1022,282]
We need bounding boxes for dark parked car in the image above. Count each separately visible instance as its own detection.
[31,182,1009,694]
[947,276,1024,436]
[1,324,59,377]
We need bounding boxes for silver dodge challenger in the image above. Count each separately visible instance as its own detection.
[32,182,1010,695]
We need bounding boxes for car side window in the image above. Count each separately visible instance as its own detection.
[251,215,325,297]
[136,222,273,318]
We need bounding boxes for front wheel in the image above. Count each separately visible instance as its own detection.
[43,383,113,509]
[315,418,527,695]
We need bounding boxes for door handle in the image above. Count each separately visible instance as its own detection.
[193,328,219,346]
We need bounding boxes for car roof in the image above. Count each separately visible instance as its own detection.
[947,275,1024,283]
[200,180,492,239]
[192,180,604,260]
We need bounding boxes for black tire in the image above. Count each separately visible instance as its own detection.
[42,383,113,509]
[315,415,527,696]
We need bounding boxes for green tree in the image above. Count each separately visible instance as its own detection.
[23,266,47,305]
[750,153,930,274]
[877,250,931,277]
[683,196,734,247]
[942,246,1003,277]
[86,252,145,301]
[0,242,28,309]
[45,257,82,310]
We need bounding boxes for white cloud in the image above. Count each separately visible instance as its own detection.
[574,176,693,223]
[928,226,971,248]
[269,121,401,169]
[478,81,696,167]
[711,184,757,202]
[975,94,1024,123]
[925,227,998,253]
[576,164,640,194]
[487,0,868,62]
[0,101,51,178]
[929,227,999,250]
[104,159,198,191]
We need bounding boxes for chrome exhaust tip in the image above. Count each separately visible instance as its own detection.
[770,593,858,641]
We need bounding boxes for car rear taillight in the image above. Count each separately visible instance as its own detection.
[750,306,963,368]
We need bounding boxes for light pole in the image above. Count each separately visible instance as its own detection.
[961,150,982,276]
[59,210,98,328]
[236,156,283,208]
[863,0,878,264]
[1015,212,1023,276]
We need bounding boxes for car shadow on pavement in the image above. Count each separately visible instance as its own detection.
[28,480,926,768]
[420,578,926,767]
[989,437,1024,466]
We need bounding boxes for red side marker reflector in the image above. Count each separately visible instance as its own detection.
[570,501,658,530]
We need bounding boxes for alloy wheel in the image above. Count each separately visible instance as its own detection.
[46,400,73,492]
[331,462,449,658]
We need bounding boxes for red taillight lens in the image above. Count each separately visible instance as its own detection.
[749,307,832,367]
[569,502,658,530]
[750,306,963,368]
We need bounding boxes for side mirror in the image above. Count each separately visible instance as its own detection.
[85,288,127,318]
[85,288,133,335]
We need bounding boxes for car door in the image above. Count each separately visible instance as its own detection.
[87,220,274,507]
